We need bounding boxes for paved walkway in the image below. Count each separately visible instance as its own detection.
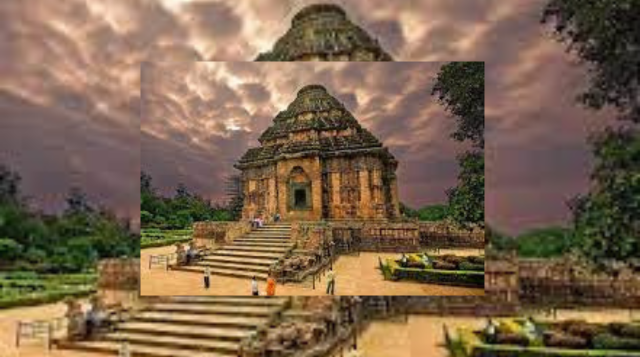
[140,246,486,296]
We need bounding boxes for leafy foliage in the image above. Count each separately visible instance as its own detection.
[432,62,485,149]
[401,203,449,221]
[0,164,138,273]
[489,226,577,258]
[569,128,640,270]
[141,171,234,229]
[542,0,640,123]
[432,62,485,229]
[446,152,485,229]
[543,1,640,270]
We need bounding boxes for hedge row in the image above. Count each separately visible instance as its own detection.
[140,236,192,249]
[382,259,485,288]
[0,286,96,310]
[471,344,640,357]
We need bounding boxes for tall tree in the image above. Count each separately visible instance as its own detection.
[543,0,640,270]
[0,164,22,205]
[432,62,485,229]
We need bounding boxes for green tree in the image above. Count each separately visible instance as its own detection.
[542,0,640,123]
[543,0,640,270]
[432,62,485,229]
[0,238,22,262]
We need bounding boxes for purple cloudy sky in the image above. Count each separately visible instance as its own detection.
[0,0,612,234]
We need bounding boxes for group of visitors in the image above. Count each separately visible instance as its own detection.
[250,213,281,228]
[249,275,277,296]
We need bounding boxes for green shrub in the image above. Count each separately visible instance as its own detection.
[459,261,485,271]
[593,333,640,350]
[391,266,484,288]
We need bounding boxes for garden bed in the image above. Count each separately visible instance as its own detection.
[447,319,640,357]
[141,228,193,249]
[0,272,97,309]
[379,253,485,288]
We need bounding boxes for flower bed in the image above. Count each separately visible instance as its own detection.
[379,253,485,288]
[448,319,640,357]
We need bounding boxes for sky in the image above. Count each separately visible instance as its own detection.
[142,62,462,210]
[0,0,613,234]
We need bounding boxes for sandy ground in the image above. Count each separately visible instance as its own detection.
[356,308,640,357]
[140,246,486,296]
[0,302,104,357]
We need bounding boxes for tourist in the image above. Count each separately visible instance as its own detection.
[251,276,259,296]
[484,318,498,344]
[266,273,276,296]
[326,267,335,295]
[274,213,281,222]
[256,216,264,228]
[186,244,195,264]
[204,266,211,289]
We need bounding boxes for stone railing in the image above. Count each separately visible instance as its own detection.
[192,221,252,246]
[418,221,485,249]
[517,258,640,308]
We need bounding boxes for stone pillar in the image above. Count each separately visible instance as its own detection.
[359,170,371,218]
[330,172,341,218]
[389,176,400,218]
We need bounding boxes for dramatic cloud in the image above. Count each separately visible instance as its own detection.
[142,62,459,210]
[0,0,610,233]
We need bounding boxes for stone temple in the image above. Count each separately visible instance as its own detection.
[236,84,400,221]
[255,3,392,61]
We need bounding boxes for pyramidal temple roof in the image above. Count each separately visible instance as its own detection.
[237,84,395,167]
[255,4,393,61]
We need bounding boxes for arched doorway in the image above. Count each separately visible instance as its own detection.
[288,166,312,211]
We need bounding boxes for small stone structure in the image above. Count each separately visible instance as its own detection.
[418,221,485,249]
[236,84,400,222]
[192,221,252,246]
[97,258,139,291]
[256,4,392,61]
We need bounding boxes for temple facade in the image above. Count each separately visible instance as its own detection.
[236,84,400,221]
[255,4,392,62]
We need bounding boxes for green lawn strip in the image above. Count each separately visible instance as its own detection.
[471,343,640,357]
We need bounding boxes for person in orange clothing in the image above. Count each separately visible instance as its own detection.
[266,273,276,296]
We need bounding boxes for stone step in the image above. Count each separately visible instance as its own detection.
[211,249,284,259]
[166,296,287,307]
[234,238,291,243]
[132,311,268,328]
[253,228,291,233]
[201,255,276,266]
[62,340,231,357]
[147,303,278,316]
[195,260,271,273]
[175,265,269,280]
[104,332,240,354]
[232,241,293,248]
[224,245,291,253]
[116,321,251,341]
[239,232,291,239]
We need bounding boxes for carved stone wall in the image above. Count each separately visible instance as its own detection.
[192,221,252,246]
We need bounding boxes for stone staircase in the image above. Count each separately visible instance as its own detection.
[58,296,290,356]
[174,223,293,280]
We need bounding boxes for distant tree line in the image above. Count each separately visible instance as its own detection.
[140,171,237,229]
[0,164,139,273]
[400,203,450,222]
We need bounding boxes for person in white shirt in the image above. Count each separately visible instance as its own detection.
[345,343,362,357]
[119,341,130,357]
[326,267,335,295]
[251,276,259,296]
